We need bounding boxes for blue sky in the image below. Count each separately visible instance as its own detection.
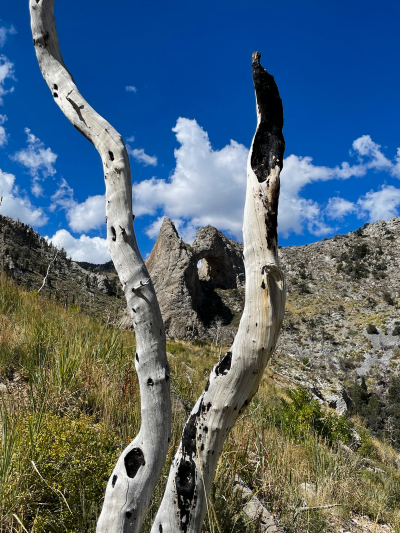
[0,0,399,263]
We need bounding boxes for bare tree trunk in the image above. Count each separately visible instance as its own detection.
[29,2,171,532]
[30,2,286,530]
[149,52,286,533]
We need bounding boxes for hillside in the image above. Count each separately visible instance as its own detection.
[0,215,126,323]
[0,275,399,533]
[2,214,400,438]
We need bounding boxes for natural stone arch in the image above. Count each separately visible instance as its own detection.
[192,226,245,290]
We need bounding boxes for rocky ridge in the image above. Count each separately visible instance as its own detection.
[0,216,126,322]
[3,213,400,415]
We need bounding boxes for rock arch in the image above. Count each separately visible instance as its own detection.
[145,219,245,338]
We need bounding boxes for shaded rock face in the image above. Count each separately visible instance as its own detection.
[145,218,244,338]
[193,226,245,290]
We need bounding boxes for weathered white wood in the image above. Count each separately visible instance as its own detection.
[150,52,286,533]
[29,2,171,532]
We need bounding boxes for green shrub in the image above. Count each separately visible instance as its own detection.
[366,323,379,334]
[383,292,395,306]
[272,388,353,445]
[355,227,364,237]
[11,413,120,533]
[166,343,186,355]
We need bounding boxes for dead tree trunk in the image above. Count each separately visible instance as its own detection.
[30,2,286,531]
[149,51,286,533]
[29,2,171,532]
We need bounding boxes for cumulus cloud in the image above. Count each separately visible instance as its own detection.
[48,229,110,264]
[325,197,358,220]
[128,146,158,167]
[0,168,47,226]
[131,118,400,242]
[278,155,364,237]
[132,118,248,240]
[126,135,135,142]
[66,194,105,232]
[352,135,392,172]
[11,128,57,196]
[50,178,105,232]
[126,86,137,93]
[357,185,400,223]
[44,121,400,248]
[0,54,15,105]
[0,25,17,48]
[133,118,400,239]
[0,114,8,147]
[321,185,400,225]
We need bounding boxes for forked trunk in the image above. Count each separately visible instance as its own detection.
[30,2,286,531]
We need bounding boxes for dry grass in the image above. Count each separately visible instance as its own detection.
[0,275,399,532]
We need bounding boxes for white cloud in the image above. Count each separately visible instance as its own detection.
[0,114,8,147]
[126,86,137,93]
[391,148,400,179]
[43,120,400,247]
[129,120,400,242]
[11,128,57,196]
[278,154,367,237]
[67,194,105,232]
[49,178,105,232]
[126,135,135,142]
[357,185,400,223]
[132,118,400,242]
[278,137,400,235]
[132,118,248,240]
[0,168,47,226]
[145,216,198,243]
[0,25,17,48]
[47,229,110,264]
[352,135,392,172]
[127,146,158,167]
[49,177,74,211]
[0,54,15,105]
[325,197,358,220]
[145,216,164,240]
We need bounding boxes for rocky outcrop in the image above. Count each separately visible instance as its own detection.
[192,226,244,289]
[144,218,245,338]
[0,215,127,320]
[145,218,201,338]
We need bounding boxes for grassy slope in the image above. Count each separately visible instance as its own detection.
[0,276,399,533]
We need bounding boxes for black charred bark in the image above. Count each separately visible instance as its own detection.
[251,52,285,251]
[251,51,285,183]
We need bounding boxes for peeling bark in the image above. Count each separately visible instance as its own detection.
[150,52,286,533]
[29,2,171,532]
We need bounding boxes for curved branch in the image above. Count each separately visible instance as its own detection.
[29,2,171,532]
[150,52,286,533]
